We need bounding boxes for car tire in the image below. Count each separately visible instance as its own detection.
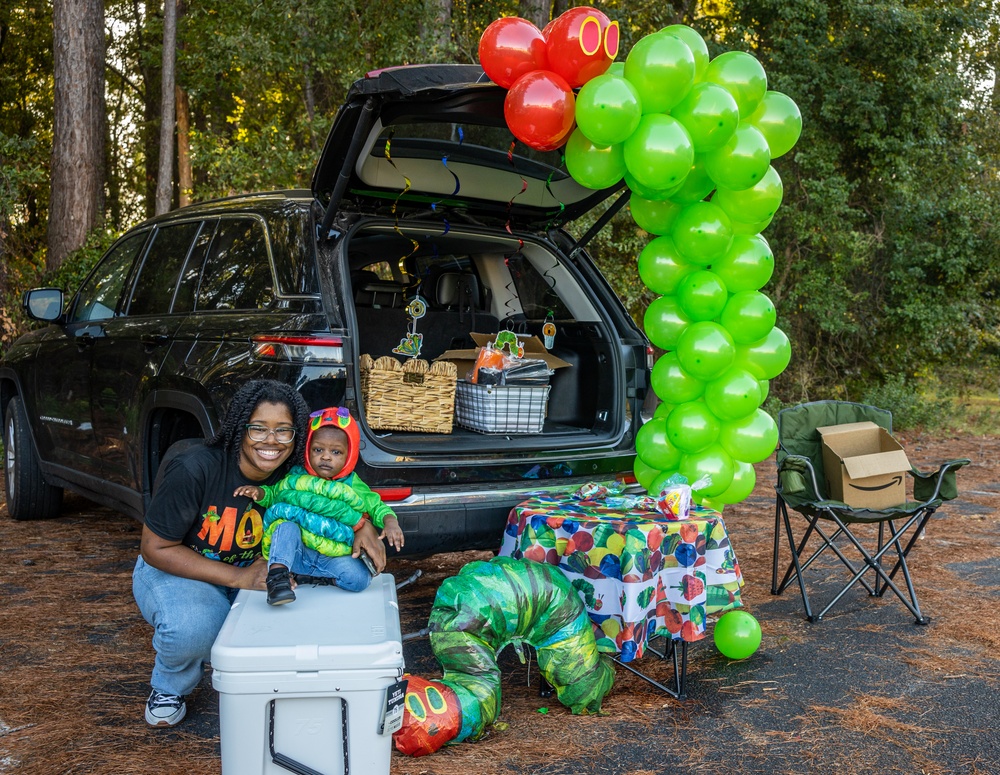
[4,395,64,520]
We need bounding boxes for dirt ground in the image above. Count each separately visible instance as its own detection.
[1,432,999,775]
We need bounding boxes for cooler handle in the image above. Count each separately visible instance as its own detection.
[268,699,350,775]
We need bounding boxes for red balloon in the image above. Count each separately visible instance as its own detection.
[544,7,618,87]
[479,16,549,89]
[504,70,576,151]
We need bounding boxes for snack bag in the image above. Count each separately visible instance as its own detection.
[655,474,712,520]
[574,482,608,500]
[469,343,507,383]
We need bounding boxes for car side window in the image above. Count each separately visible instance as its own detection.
[127,221,203,316]
[196,217,275,311]
[69,231,148,324]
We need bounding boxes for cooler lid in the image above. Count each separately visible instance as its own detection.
[211,574,403,673]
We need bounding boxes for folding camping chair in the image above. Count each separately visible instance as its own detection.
[771,400,969,624]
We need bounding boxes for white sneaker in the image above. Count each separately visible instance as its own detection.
[145,689,187,727]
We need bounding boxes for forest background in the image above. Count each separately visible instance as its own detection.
[2,0,1000,429]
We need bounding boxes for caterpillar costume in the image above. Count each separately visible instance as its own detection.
[394,556,615,756]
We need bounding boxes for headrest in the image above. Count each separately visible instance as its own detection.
[435,272,480,309]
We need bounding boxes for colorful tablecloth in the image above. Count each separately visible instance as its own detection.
[499,494,744,662]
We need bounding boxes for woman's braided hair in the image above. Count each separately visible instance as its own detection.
[207,379,310,474]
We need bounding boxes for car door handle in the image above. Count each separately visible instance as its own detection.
[140,333,170,349]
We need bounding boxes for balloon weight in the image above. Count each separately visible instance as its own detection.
[643,295,692,351]
[651,351,705,404]
[676,321,736,380]
[635,416,682,471]
[666,400,720,453]
[703,123,771,191]
[704,367,762,421]
[630,194,683,233]
[671,201,733,265]
[713,165,783,224]
[713,234,774,292]
[624,32,696,114]
[719,290,776,344]
[637,236,695,295]
[719,408,778,463]
[669,82,740,154]
[623,114,695,192]
[544,6,618,87]
[713,610,761,659]
[703,51,768,118]
[748,90,802,158]
[564,129,625,189]
[575,74,642,146]
[679,443,735,497]
[676,269,729,322]
[661,24,709,80]
[504,71,577,152]
[479,17,549,89]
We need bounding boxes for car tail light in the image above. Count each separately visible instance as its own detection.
[620,472,638,485]
[646,344,655,372]
[372,486,413,502]
[251,334,344,364]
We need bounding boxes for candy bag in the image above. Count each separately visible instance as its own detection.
[655,474,712,520]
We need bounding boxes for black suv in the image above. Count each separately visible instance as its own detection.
[1,65,650,556]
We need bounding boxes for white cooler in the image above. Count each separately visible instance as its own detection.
[211,574,405,775]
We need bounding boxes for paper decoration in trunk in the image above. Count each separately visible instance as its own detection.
[479,12,801,508]
[393,557,614,756]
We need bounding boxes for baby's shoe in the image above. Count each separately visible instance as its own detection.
[266,567,295,606]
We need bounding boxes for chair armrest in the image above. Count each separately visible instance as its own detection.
[777,454,825,500]
[909,458,971,503]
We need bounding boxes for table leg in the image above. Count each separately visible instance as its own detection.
[612,638,689,701]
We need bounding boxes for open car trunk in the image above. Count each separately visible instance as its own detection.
[342,221,630,454]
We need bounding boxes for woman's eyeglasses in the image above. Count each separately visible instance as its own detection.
[245,425,296,443]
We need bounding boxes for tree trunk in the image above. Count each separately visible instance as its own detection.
[48,0,106,271]
[518,0,548,30]
[425,0,451,51]
[176,85,192,207]
[155,0,177,215]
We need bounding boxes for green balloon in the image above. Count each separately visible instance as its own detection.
[649,468,682,496]
[666,400,720,453]
[703,51,768,118]
[734,326,791,380]
[624,32,696,114]
[716,459,757,504]
[653,401,675,420]
[713,165,783,224]
[703,123,771,191]
[669,83,740,154]
[676,269,728,321]
[719,408,778,463]
[623,114,695,192]
[636,416,683,471]
[679,443,735,498]
[713,610,761,659]
[730,212,774,236]
[607,62,626,78]
[630,193,683,233]
[633,454,661,491]
[660,24,709,80]
[667,156,716,206]
[713,234,774,292]
[704,367,763,421]
[643,295,692,350]
[671,201,734,265]
[638,236,695,294]
[564,129,626,190]
[676,321,736,380]
[719,290,776,344]
[757,378,769,405]
[748,90,802,158]
[651,351,705,404]
[575,74,643,147]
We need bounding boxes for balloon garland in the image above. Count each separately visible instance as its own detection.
[478,9,802,509]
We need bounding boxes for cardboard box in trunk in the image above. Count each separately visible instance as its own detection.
[435,332,571,381]
[817,421,911,508]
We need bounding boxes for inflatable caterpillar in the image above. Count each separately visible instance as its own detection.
[394,556,615,756]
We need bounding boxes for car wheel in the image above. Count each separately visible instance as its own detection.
[4,395,64,520]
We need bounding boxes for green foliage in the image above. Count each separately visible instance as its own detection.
[45,227,122,298]
[861,373,949,431]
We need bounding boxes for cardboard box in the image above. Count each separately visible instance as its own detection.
[211,575,404,775]
[817,421,911,508]
[435,332,571,380]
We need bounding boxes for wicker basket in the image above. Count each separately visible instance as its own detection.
[360,354,457,433]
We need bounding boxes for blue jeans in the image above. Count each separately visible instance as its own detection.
[267,521,372,592]
[132,555,238,697]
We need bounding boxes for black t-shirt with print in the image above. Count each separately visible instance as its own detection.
[144,443,281,567]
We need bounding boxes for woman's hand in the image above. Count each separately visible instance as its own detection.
[141,526,265,589]
[352,519,387,572]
